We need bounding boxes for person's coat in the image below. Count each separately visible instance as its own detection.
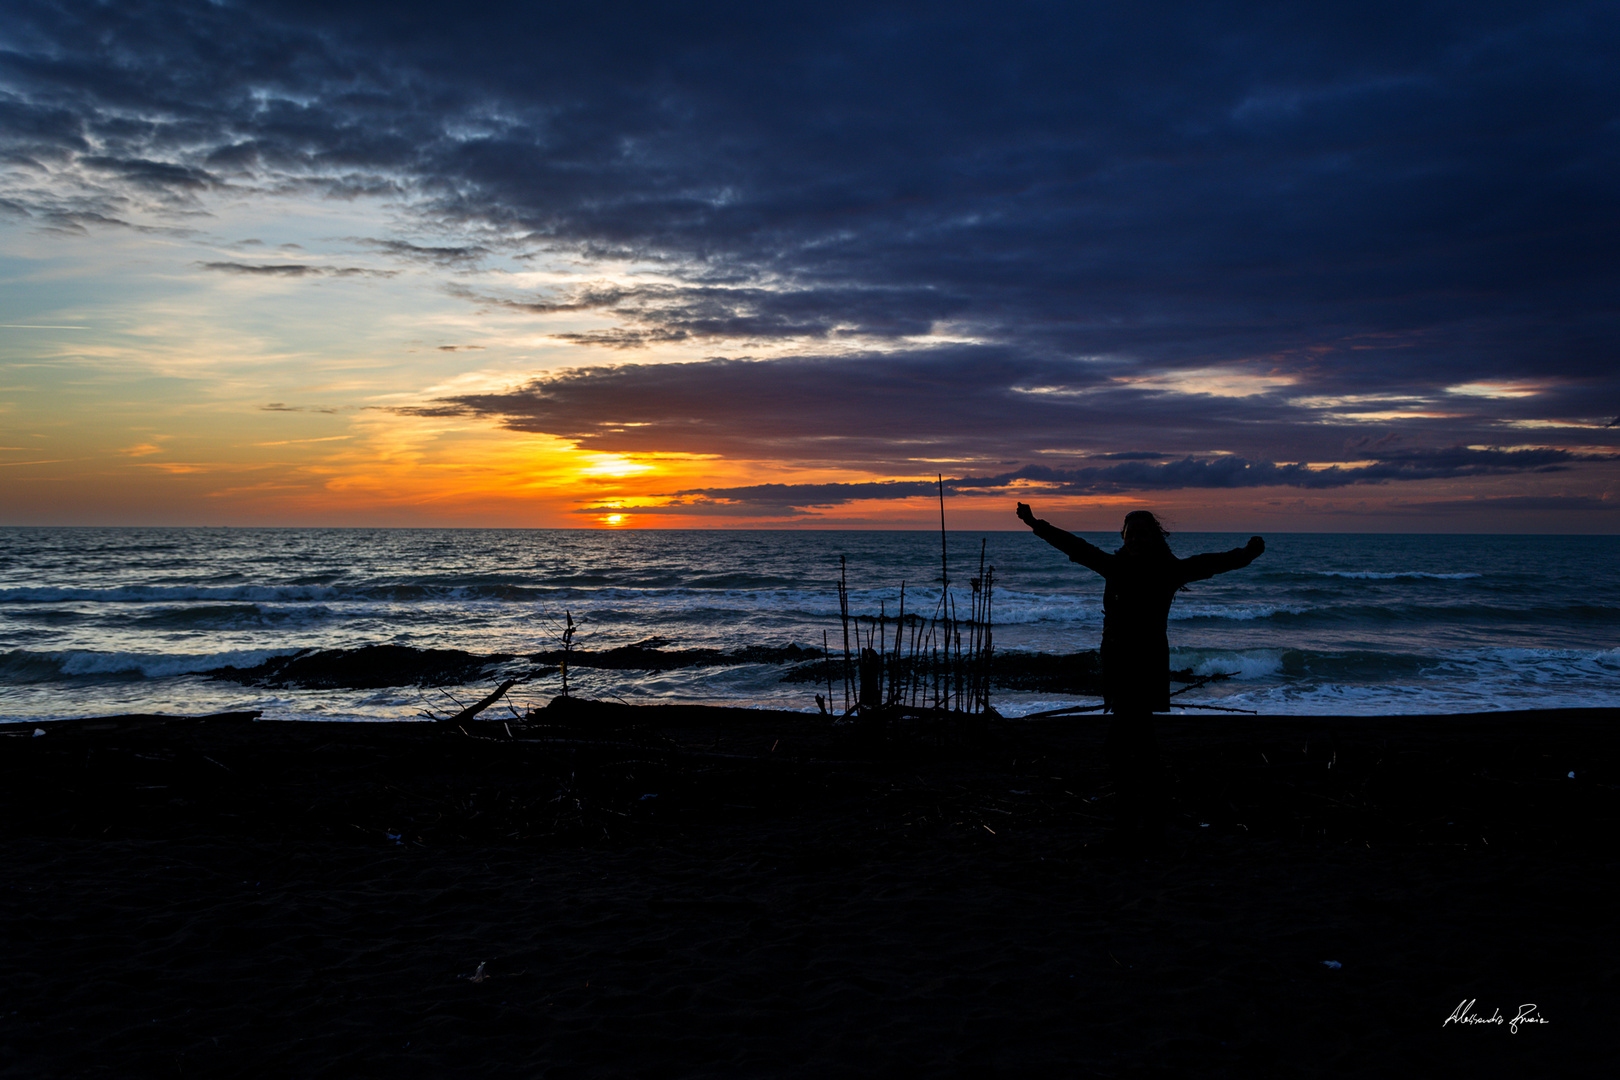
[1026,518,1260,712]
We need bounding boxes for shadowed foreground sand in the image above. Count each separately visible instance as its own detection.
[2,704,1615,1077]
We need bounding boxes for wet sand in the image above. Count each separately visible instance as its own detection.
[2,704,1614,1077]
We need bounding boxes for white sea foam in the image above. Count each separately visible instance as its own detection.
[1171,603,1307,622]
[0,585,349,604]
[1169,648,1289,680]
[1461,645,1620,664]
[1315,571,1482,580]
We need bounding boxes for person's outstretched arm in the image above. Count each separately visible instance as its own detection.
[1016,503,1112,575]
[1178,536,1265,584]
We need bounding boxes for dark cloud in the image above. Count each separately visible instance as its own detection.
[327,266,396,278]
[552,327,694,349]
[39,210,138,235]
[204,262,319,276]
[354,238,489,265]
[23,208,179,235]
[412,346,1620,470]
[200,261,396,278]
[81,155,218,192]
[411,346,1133,463]
[454,280,964,345]
[664,448,1615,513]
[978,447,1612,491]
[669,481,943,513]
[576,500,814,519]
[1392,495,1620,514]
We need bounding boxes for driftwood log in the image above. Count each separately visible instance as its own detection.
[438,678,520,727]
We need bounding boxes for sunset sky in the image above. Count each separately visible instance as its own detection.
[2,0,1617,531]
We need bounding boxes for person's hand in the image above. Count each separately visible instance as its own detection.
[1016,502,1036,525]
[1246,535,1265,557]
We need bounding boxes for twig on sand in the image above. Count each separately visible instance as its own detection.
[1021,703,1109,718]
[436,678,524,727]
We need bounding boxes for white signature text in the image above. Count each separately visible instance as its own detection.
[1443,1000,1549,1034]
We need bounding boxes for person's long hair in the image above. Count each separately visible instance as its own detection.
[1118,510,1188,587]
[1118,510,1174,556]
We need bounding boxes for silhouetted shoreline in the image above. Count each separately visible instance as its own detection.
[3,703,1611,1075]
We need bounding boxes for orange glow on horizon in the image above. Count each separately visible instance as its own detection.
[8,403,1612,532]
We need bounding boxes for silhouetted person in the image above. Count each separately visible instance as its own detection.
[1016,503,1264,851]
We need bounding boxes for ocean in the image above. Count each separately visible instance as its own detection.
[2,527,1617,723]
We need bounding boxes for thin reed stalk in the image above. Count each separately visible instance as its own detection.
[838,555,852,714]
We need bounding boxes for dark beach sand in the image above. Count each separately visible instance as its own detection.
[3,703,1615,1078]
